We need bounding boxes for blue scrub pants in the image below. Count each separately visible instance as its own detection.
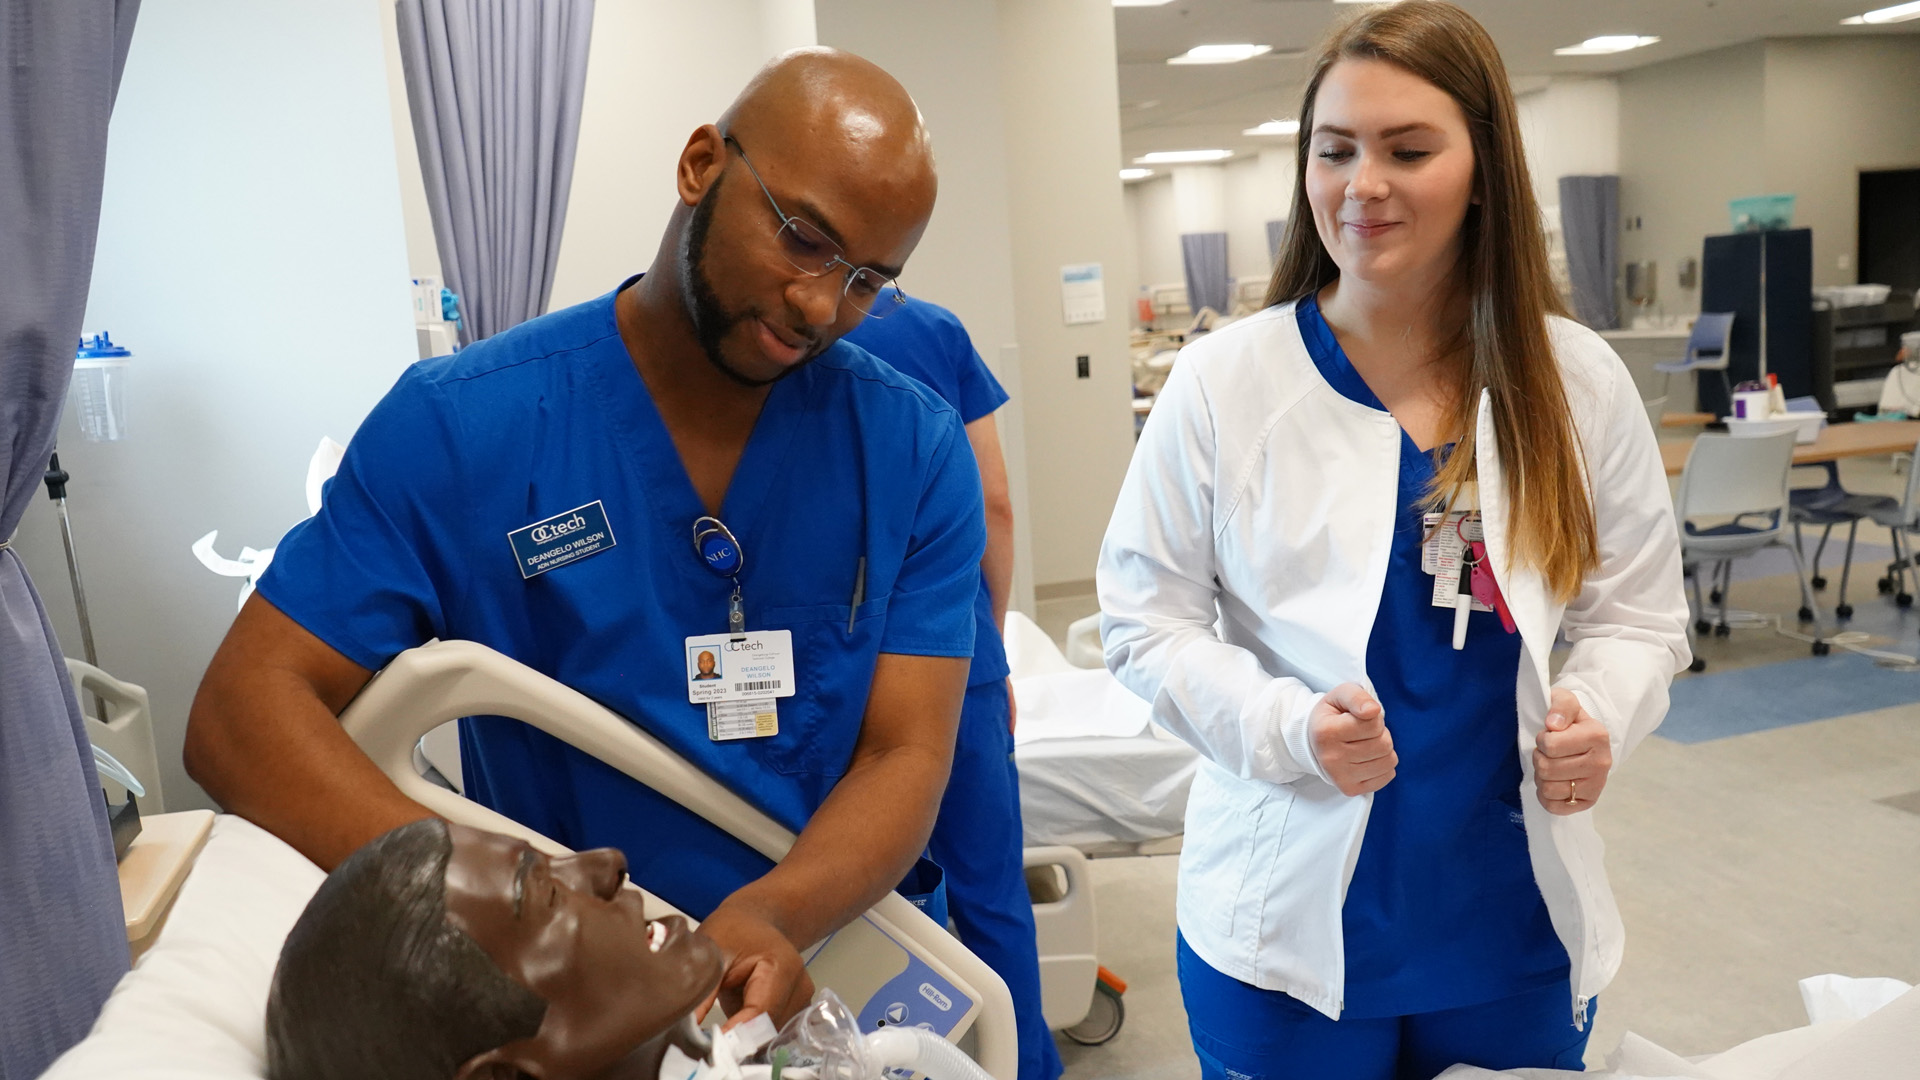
[928,680,1063,1080]
[1176,934,1593,1080]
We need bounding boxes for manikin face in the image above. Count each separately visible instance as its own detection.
[443,825,724,1079]
[680,127,932,387]
[1305,57,1478,295]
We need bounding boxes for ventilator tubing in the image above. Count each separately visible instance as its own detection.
[863,1025,994,1080]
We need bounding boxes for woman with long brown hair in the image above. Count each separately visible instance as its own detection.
[1097,3,1690,1076]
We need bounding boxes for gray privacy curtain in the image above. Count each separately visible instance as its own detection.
[1266,219,1286,267]
[1181,231,1231,316]
[1559,174,1620,330]
[395,0,594,345]
[0,1,142,1075]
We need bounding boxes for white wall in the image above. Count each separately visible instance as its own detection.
[1128,174,1182,297]
[12,0,421,812]
[547,0,816,308]
[1517,78,1621,217]
[1126,147,1293,306]
[814,0,1037,613]
[1762,35,1920,288]
[998,0,1137,589]
[1619,43,1768,318]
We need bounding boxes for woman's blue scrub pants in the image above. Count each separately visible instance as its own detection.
[928,680,1063,1080]
[1177,934,1593,1080]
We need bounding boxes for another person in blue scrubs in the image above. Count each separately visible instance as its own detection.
[1098,5,1688,1079]
[845,297,1063,1080]
[186,50,985,1032]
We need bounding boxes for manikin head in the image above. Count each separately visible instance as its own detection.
[266,819,723,1080]
[663,47,937,387]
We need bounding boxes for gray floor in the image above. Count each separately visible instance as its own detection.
[1036,448,1920,1078]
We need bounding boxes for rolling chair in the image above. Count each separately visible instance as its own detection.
[1868,434,1920,608]
[1655,312,1736,416]
[1788,462,1900,620]
[1676,430,1825,671]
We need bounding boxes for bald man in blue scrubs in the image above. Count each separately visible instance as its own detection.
[186,49,982,1031]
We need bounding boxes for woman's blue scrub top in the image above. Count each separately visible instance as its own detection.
[1295,294,1568,1017]
[258,281,986,918]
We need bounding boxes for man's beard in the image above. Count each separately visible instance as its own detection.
[681,183,823,388]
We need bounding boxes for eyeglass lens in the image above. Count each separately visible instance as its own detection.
[773,217,904,319]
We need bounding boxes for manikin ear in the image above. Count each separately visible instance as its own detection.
[454,1047,543,1080]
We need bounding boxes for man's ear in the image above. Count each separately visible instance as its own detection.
[677,124,726,207]
[454,1047,539,1080]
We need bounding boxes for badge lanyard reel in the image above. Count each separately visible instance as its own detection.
[692,516,747,637]
[687,517,795,741]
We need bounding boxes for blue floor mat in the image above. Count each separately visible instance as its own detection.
[1661,651,1920,744]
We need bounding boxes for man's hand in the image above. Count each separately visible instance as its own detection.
[1309,683,1396,796]
[695,902,816,1031]
[1532,688,1613,815]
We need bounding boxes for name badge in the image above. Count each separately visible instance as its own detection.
[708,699,779,741]
[509,501,617,580]
[685,630,796,704]
[1422,510,1492,612]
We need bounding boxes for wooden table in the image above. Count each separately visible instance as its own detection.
[118,809,214,955]
[1662,420,1920,476]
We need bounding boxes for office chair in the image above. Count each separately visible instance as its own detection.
[1789,462,1900,620]
[1677,430,1825,670]
[1656,312,1736,415]
[1869,434,1920,608]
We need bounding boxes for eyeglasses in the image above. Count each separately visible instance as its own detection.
[722,134,907,321]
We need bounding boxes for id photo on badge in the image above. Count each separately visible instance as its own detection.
[689,646,724,682]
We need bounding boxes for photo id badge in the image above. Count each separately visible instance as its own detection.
[685,630,795,704]
[708,699,779,741]
[1422,510,1491,612]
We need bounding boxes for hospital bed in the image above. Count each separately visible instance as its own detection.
[45,640,1018,1080]
[1003,612,1197,1045]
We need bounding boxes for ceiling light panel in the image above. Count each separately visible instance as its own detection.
[1554,35,1660,56]
[1841,1,1920,23]
[1243,119,1301,136]
[1119,168,1155,180]
[1167,44,1273,65]
[1135,149,1234,164]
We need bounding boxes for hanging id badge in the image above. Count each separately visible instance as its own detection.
[1420,485,1513,650]
[685,517,793,735]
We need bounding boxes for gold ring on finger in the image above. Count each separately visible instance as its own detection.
[1567,779,1578,805]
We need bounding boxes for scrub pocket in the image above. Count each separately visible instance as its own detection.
[757,596,889,777]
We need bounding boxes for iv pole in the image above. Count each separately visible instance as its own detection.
[43,451,101,668]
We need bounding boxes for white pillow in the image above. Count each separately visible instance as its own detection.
[43,814,324,1080]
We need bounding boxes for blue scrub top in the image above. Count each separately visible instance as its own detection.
[259,280,986,918]
[842,293,1010,687]
[1295,294,1567,1018]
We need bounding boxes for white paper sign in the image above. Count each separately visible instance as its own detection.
[1060,263,1106,325]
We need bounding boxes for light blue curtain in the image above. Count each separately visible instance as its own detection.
[396,0,595,345]
[0,2,143,1075]
[1266,219,1286,267]
[1181,231,1231,316]
[1559,175,1621,330]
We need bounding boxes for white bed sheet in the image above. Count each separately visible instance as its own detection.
[1005,612,1197,850]
[1016,726,1196,850]
[44,815,324,1080]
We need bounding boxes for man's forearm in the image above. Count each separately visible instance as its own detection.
[713,741,950,948]
[185,596,433,870]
